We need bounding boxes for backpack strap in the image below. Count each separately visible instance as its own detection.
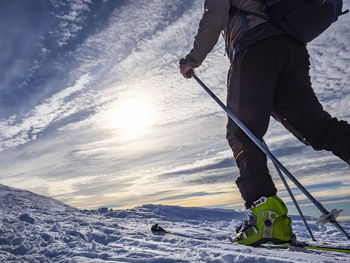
[234,10,270,57]
[226,6,272,59]
[238,10,269,34]
[240,10,270,22]
[240,12,249,32]
[261,0,281,11]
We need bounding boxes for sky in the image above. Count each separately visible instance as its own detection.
[0,0,349,220]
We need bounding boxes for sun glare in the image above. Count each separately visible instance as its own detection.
[109,98,155,133]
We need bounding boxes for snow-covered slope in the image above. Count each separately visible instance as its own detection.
[0,184,349,262]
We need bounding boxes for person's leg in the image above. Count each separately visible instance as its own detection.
[226,36,289,208]
[227,35,305,246]
[273,41,350,164]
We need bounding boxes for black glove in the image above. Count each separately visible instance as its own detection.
[179,58,188,65]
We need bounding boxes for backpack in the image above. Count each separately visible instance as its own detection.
[260,0,349,43]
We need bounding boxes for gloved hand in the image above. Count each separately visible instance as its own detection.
[179,58,193,79]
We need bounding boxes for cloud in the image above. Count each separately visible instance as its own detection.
[160,158,235,178]
[49,0,93,47]
[0,74,92,151]
[0,0,349,216]
[157,192,228,201]
[0,0,208,151]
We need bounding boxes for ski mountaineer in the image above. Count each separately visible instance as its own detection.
[179,0,350,246]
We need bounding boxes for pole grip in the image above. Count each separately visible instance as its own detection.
[187,69,195,78]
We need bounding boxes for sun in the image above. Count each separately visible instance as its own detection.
[108,97,155,133]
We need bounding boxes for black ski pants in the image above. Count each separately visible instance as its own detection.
[226,35,350,208]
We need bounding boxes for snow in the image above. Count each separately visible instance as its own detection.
[0,184,349,262]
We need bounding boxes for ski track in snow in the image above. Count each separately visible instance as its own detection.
[0,184,349,263]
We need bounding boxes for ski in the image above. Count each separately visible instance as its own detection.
[261,242,350,254]
[152,224,350,254]
[228,235,350,254]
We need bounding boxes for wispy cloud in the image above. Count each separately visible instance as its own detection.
[158,191,228,201]
[0,74,92,151]
[49,0,93,47]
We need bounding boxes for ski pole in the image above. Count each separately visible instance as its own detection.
[263,140,316,241]
[188,70,350,240]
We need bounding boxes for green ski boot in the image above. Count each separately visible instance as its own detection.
[231,195,294,246]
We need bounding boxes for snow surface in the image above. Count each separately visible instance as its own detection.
[0,184,349,262]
